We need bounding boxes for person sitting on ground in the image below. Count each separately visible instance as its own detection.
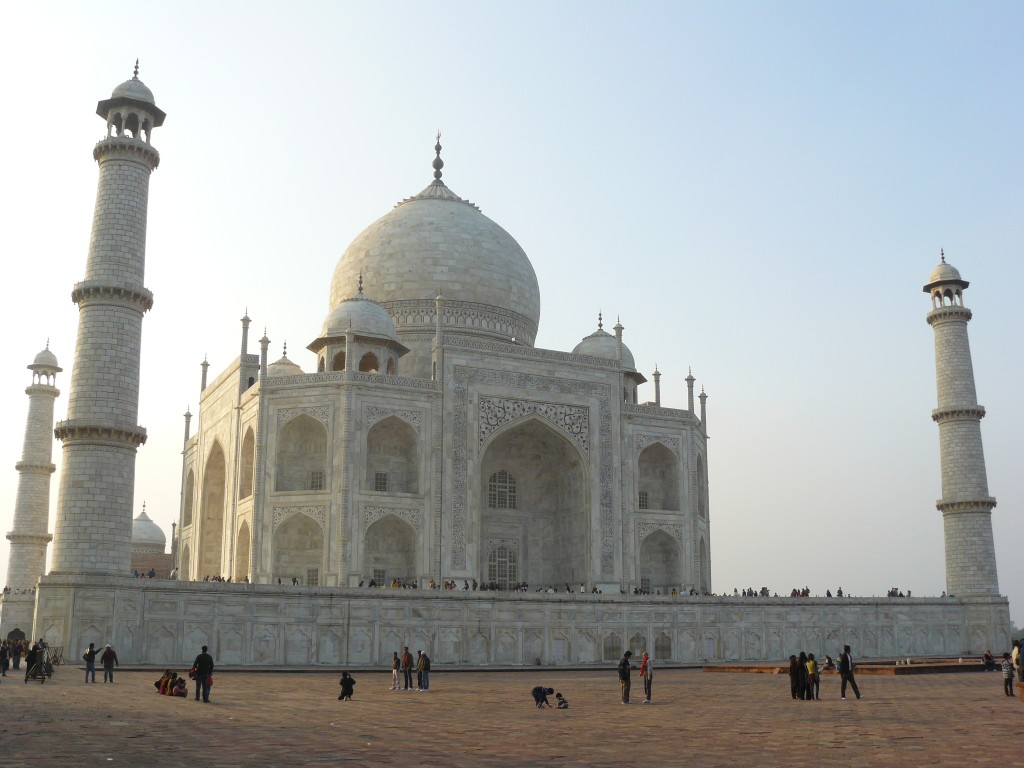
[983,650,996,671]
[532,686,554,708]
[155,669,172,692]
[338,672,356,700]
[171,677,188,697]
[161,672,178,695]
[555,692,569,709]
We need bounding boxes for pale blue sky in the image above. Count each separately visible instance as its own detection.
[1,1,1021,626]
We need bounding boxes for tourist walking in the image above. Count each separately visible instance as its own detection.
[83,642,99,683]
[101,644,118,683]
[839,644,861,700]
[11,640,22,670]
[618,650,635,704]
[1001,653,1015,697]
[417,650,431,691]
[390,651,400,690]
[192,645,215,703]
[401,646,414,690]
[639,650,654,703]
[788,655,800,699]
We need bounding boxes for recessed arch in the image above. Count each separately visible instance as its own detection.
[199,442,226,579]
[639,529,681,594]
[276,414,328,492]
[179,543,191,581]
[696,454,707,519]
[234,520,251,582]
[364,514,416,583]
[331,351,345,371]
[480,416,588,587]
[239,427,255,499]
[358,352,379,372]
[365,416,419,493]
[699,536,709,593]
[638,442,679,511]
[273,513,323,584]
[182,468,195,527]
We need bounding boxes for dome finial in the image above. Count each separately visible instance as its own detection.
[358,273,364,293]
[940,248,945,263]
[283,341,288,358]
[46,337,50,350]
[598,311,603,330]
[432,131,444,181]
[133,59,140,79]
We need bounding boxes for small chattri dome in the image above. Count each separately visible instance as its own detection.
[131,508,166,553]
[928,260,962,284]
[572,326,637,370]
[268,354,304,377]
[321,289,398,342]
[29,346,61,372]
[111,76,156,105]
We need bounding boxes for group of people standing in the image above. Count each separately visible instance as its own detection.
[390,647,430,691]
[82,642,119,683]
[789,645,861,701]
[617,650,655,704]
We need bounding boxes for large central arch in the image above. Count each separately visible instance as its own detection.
[479,417,589,587]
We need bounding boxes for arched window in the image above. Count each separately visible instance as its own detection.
[317,356,326,372]
[359,352,379,372]
[487,545,517,590]
[331,352,345,371]
[386,358,396,375]
[487,470,517,509]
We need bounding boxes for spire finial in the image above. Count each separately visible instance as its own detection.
[432,131,444,181]
[358,273,363,293]
[597,311,603,330]
[940,248,945,263]
[283,341,288,358]
[46,337,50,350]
[133,59,139,79]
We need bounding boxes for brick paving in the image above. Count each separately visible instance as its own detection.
[0,668,1021,767]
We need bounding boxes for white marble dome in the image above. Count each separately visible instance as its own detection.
[131,509,166,554]
[330,176,541,346]
[929,260,962,284]
[268,354,304,377]
[573,326,636,369]
[30,347,60,371]
[111,76,156,105]
[322,289,398,341]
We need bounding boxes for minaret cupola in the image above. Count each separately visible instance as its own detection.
[96,60,166,142]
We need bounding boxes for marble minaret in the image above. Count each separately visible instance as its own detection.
[0,346,61,636]
[924,253,999,596]
[49,65,164,576]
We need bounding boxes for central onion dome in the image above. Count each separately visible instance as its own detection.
[329,138,541,365]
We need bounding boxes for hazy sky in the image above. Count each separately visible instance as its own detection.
[1,1,1020,626]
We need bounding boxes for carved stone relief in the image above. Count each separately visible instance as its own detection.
[636,521,684,544]
[479,397,589,453]
[635,433,681,456]
[365,406,422,433]
[363,506,422,531]
[277,407,330,427]
[272,505,327,531]
[484,537,520,555]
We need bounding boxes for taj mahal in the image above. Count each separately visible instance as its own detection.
[0,69,1010,666]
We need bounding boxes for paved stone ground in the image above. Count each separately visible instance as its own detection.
[0,668,1021,767]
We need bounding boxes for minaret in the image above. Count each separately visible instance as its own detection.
[1,346,62,635]
[49,64,165,576]
[924,253,999,596]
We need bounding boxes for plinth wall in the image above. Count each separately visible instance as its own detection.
[31,576,1010,666]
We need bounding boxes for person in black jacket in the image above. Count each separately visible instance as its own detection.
[839,644,861,700]
[532,686,554,708]
[338,672,356,700]
[618,651,635,704]
[192,645,215,703]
